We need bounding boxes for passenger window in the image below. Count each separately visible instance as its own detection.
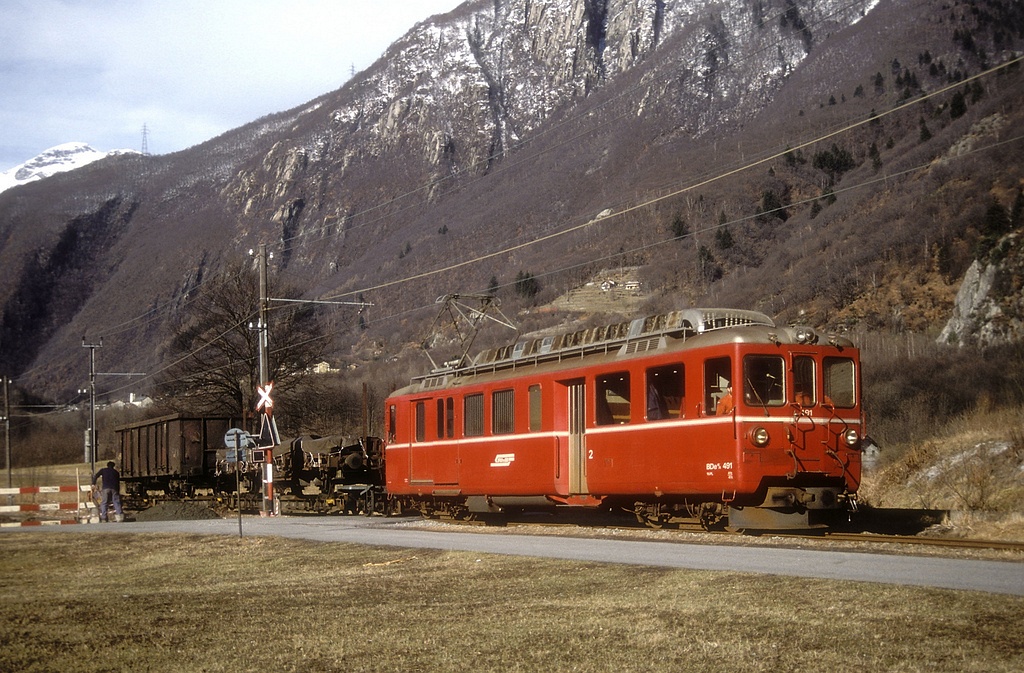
[743,355,786,407]
[704,357,732,415]
[436,397,455,439]
[492,389,515,435]
[824,357,856,408]
[528,385,542,431]
[793,356,816,407]
[445,397,454,438]
[415,401,426,442]
[596,372,631,425]
[646,364,684,420]
[464,394,484,436]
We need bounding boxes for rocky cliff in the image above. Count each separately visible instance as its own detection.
[223,0,878,269]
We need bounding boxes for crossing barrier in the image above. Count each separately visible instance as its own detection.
[0,482,96,527]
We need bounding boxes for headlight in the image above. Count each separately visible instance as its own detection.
[843,429,860,448]
[750,426,770,447]
[794,327,818,344]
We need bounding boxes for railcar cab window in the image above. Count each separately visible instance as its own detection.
[743,355,786,408]
[705,357,732,415]
[596,372,631,425]
[387,404,396,442]
[646,364,684,420]
[824,357,857,408]
[464,393,484,437]
[793,356,816,407]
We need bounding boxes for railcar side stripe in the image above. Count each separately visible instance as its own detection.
[387,415,863,447]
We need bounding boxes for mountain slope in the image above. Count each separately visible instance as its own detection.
[0,0,1021,402]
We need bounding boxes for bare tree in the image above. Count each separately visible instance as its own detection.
[156,261,327,428]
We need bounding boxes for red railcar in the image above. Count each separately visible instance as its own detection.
[384,308,863,529]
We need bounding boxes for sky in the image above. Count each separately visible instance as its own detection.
[0,0,463,171]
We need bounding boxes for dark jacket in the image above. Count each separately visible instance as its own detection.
[94,467,120,491]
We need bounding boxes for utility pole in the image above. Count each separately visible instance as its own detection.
[2,376,11,490]
[251,244,274,515]
[258,243,270,388]
[82,338,103,477]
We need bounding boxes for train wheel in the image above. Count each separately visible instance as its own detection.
[635,512,664,529]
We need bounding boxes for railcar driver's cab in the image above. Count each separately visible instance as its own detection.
[702,352,859,416]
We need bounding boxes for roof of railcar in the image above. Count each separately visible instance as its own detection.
[113,413,241,433]
[389,308,856,398]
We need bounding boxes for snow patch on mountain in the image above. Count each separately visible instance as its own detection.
[0,142,137,194]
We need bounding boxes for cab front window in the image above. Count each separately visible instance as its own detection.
[824,357,856,408]
[793,356,816,407]
[743,355,785,407]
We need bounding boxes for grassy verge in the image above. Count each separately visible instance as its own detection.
[1,533,1022,672]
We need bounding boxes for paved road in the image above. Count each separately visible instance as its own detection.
[7,516,1024,596]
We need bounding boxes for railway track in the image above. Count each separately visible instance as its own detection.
[446,512,1024,556]
[817,532,1024,553]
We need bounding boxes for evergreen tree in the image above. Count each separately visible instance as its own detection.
[670,214,689,240]
[514,271,540,299]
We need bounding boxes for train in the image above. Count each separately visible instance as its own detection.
[116,306,864,530]
[385,307,862,530]
[116,414,385,514]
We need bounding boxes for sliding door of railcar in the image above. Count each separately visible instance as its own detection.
[554,379,588,496]
[408,400,432,486]
[409,398,459,486]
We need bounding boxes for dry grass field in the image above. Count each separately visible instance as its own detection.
[1,532,1022,673]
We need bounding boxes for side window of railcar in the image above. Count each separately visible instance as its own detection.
[823,357,856,408]
[793,356,816,407]
[435,397,455,439]
[596,372,631,425]
[743,355,786,407]
[528,384,542,432]
[492,389,515,434]
[464,393,484,437]
[415,401,426,442]
[646,364,684,420]
[387,404,396,442]
[704,357,732,415]
[445,397,455,438]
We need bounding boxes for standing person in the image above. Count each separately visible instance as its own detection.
[93,461,124,522]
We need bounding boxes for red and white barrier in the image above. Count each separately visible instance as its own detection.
[1,518,83,527]
[0,485,91,496]
[0,483,95,527]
